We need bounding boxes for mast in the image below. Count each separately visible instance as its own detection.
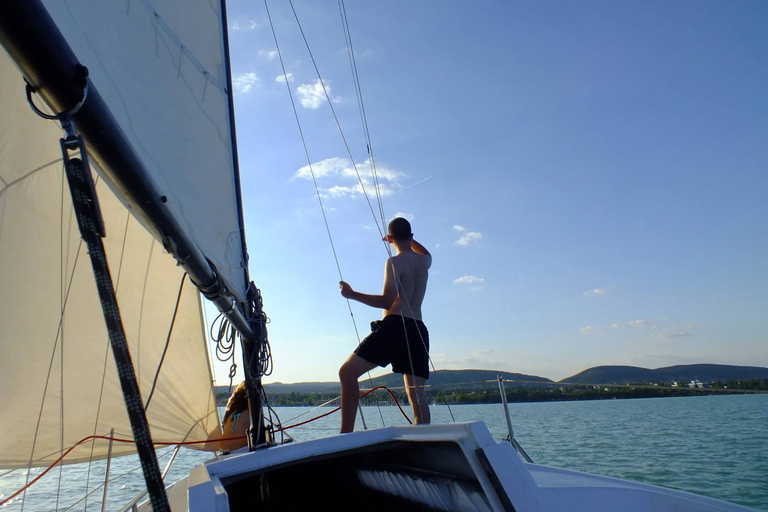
[218,0,268,449]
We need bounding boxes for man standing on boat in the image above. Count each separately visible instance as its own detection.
[338,217,431,433]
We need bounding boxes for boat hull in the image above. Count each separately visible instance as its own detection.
[134,422,756,512]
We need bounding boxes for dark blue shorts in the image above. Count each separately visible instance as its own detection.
[354,315,430,379]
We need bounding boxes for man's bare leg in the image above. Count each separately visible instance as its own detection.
[339,354,377,433]
[403,374,430,425]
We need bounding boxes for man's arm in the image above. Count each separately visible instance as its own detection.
[411,238,430,257]
[339,259,397,310]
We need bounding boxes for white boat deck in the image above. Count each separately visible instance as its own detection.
[144,422,757,512]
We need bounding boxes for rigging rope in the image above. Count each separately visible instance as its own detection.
[337,0,388,231]
[264,0,385,428]
[0,385,410,507]
[286,0,386,240]
[59,445,179,512]
[246,283,273,379]
[58,114,169,510]
[211,312,239,392]
[271,0,454,423]
[334,2,451,420]
[83,208,130,511]
[144,273,188,410]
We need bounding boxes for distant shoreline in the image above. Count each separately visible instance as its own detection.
[218,383,766,407]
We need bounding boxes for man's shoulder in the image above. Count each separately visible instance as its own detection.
[391,251,431,263]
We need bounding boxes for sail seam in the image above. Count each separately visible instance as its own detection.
[22,242,83,501]
[137,0,227,93]
[136,242,156,386]
[144,273,188,411]
[0,159,63,198]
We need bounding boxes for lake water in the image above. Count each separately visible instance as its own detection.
[1,394,766,511]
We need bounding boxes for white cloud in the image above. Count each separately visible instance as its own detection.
[654,330,692,338]
[276,73,294,83]
[583,287,610,297]
[233,72,258,93]
[452,225,482,245]
[259,49,278,60]
[342,47,374,59]
[296,79,339,109]
[653,324,694,338]
[326,184,363,197]
[294,157,347,180]
[392,212,414,221]
[611,319,654,329]
[455,231,483,246]
[347,165,400,182]
[581,319,694,338]
[473,349,493,357]
[231,20,257,31]
[453,275,485,285]
[293,157,404,200]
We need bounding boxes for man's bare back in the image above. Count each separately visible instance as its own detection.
[383,244,431,321]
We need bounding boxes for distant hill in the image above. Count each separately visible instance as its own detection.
[255,369,552,396]
[215,382,340,397]
[561,364,768,384]
[364,369,552,390]
[213,364,766,399]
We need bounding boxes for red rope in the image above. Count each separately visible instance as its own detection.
[0,385,411,506]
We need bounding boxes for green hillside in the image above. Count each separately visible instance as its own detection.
[561,364,768,384]
[212,364,767,403]
[364,369,552,390]
[255,369,551,396]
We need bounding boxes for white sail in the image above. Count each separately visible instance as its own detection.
[40,0,248,301]
[0,0,244,468]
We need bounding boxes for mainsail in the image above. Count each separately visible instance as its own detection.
[0,0,248,468]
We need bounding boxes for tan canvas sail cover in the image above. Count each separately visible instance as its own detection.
[0,0,243,468]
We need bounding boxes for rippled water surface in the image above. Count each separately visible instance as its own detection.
[1,394,766,510]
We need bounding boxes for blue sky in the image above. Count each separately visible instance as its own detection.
[209,0,768,385]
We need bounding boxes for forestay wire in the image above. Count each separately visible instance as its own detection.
[270,0,454,423]
[337,0,387,232]
[265,0,386,427]
[336,0,455,422]
[286,0,387,240]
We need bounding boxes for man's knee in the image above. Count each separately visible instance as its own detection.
[339,364,351,383]
[339,361,358,384]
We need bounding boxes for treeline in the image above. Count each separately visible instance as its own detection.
[216,380,768,407]
[710,379,768,391]
[425,386,735,405]
[257,385,766,408]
